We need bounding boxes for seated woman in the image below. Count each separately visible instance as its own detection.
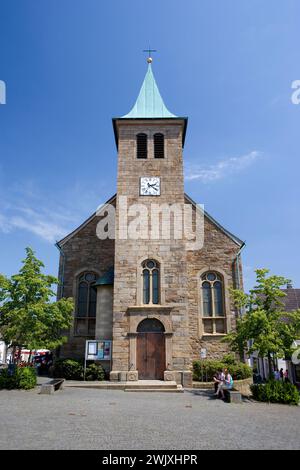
[215,368,233,399]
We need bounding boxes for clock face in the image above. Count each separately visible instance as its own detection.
[140,177,160,196]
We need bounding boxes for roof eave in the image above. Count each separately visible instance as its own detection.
[112,116,188,150]
[184,193,245,247]
[56,194,117,247]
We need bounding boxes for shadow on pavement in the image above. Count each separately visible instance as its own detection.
[184,388,251,404]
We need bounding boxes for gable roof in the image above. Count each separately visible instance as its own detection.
[56,194,116,247]
[184,193,244,247]
[57,193,244,249]
[281,289,300,311]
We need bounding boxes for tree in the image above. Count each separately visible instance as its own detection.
[225,269,300,376]
[0,247,73,362]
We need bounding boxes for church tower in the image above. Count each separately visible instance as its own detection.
[111,58,192,383]
[57,56,244,382]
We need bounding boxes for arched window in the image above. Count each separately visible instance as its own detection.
[201,272,226,334]
[142,259,160,305]
[154,133,164,158]
[75,272,97,336]
[136,133,147,159]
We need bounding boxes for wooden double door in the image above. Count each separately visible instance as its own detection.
[136,332,165,380]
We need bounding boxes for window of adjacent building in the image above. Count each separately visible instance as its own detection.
[154,133,164,158]
[136,133,147,159]
[75,272,97,336]
[201,272,226,334]
[142,259,160,305]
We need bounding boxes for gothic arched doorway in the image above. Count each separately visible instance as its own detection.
[136,318,165,380]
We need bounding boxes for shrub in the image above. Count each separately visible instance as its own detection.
[222,354,236,365]
[251,380,300,405]
[0,366,37,390]
[193,359,224,381]
[85,363,105,381]
[228,363,253,380]
[16,366,37,389]
[193,358,252,382]
[53,358,84,380]
[0,369,17,389]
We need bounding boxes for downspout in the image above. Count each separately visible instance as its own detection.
[234,241,246,317]
[55,242,66,360]
[234,241,246,363]
[55,242,65,300]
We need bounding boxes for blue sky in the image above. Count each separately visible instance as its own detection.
[0,0,299,292]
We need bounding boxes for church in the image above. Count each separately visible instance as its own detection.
[56,58,244,386]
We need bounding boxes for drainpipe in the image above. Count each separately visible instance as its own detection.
[233,241,246,363]
[234,241,246,317]
[235,241,245,291]
[55,242,65,299]
[54,242,66,360]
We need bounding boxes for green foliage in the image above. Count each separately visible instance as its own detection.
[228,362,253,380]
[0,366,37,390]
[0,247,74,356]
[85,363,105,381]
[193,359,223,381]
[222,353,236,365]
[53,359,106,381]
[0,369,17,389]
[17,366,37,389]
[53,358,84,380]
[251,380,300,406]
[224,269,300,367]
[193,357,252,382]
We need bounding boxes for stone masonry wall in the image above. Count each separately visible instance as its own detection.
[57,213,115,359]
[186,206,243,363]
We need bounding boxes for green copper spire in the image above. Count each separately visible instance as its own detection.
[122,63,177,119]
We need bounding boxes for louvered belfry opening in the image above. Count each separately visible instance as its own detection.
[154,133,164,158]
[136,133,147,158]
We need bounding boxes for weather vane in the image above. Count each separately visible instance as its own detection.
[143,46,157,63]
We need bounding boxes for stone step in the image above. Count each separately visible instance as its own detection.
[124,386,183,393]
[124,380,178,390]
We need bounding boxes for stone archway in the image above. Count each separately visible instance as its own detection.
[136,318,165,380]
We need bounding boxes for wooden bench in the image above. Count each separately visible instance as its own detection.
[224,388,242,404]
[40,378,65,395]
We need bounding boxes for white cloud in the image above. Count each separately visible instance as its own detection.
[0,185,79,243]
[185,150,262,183]
[0,209,70,243]
[0,177,109,244]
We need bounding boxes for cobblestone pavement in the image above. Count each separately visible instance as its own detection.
[1,387,299,450]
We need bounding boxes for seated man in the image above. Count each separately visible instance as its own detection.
[213,370,224,395]
[215,368,233,399]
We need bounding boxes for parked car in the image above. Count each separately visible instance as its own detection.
[33,353,53,375]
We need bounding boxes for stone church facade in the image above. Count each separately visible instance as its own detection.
[57,60,244,385]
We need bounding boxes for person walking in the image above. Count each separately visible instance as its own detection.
[284,369,290,383]
[279,368,284,381]
[274,369,280,381]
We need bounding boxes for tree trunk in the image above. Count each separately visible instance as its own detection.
[239,347,245,363]
[16,347,22,365]
[12,345,16,364]
[267,352,273,379]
